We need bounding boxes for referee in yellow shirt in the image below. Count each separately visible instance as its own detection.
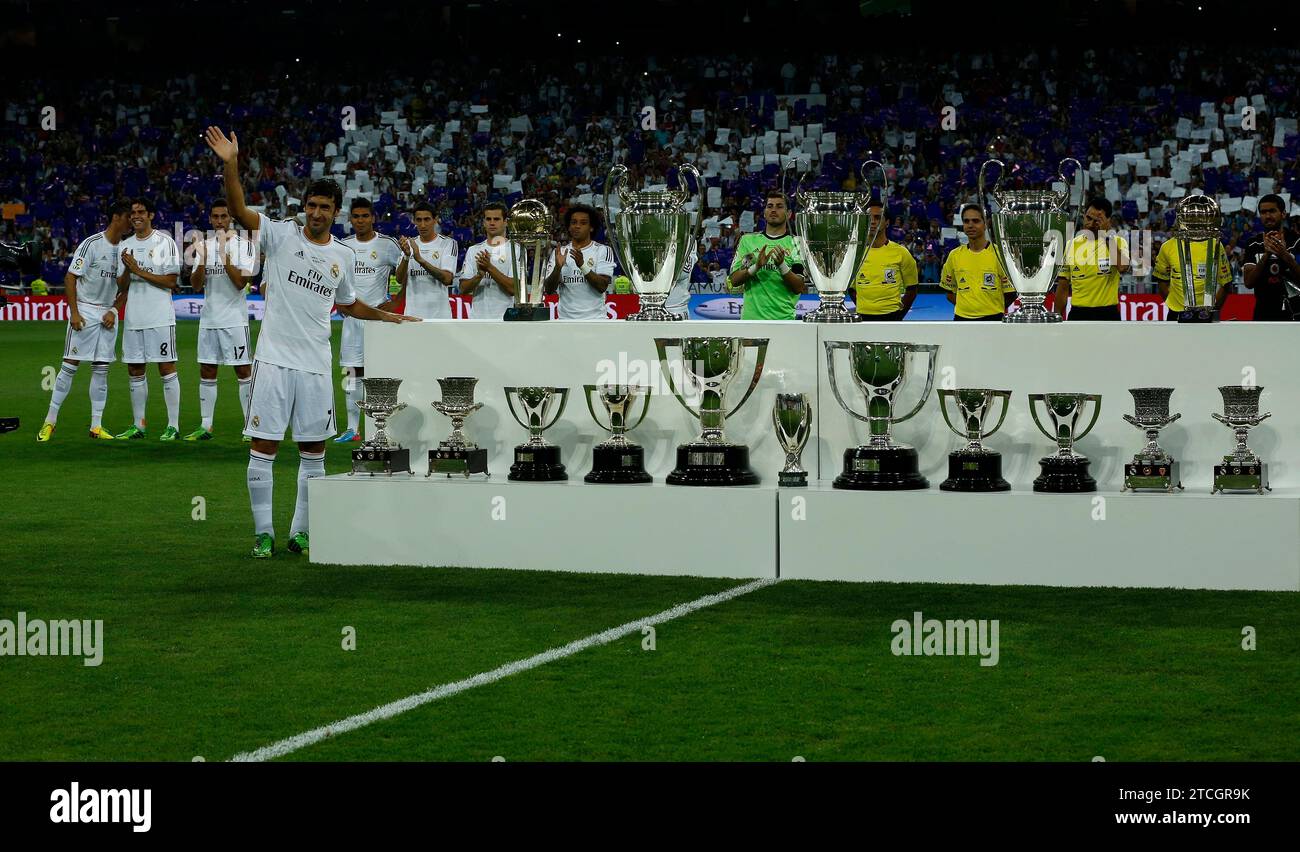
[940,204,1016,320]
[1056,197,1130,320]
[852,199,918,320]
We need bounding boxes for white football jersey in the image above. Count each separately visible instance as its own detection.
[197,234,256,329]
[121,229,181,329]
[254,212,357,375]
[67,231,123,309]
[461,238,527,319]
[543,240,616,320]
[341,232,403,308]
[404,233,458,319]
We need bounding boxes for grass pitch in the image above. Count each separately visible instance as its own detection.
[2,320,1298,761]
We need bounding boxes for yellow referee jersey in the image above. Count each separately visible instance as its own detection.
[1153,239,1231,312]
[940,244,1014,318]
[854,240,918,315]
[1060,233,1127,308]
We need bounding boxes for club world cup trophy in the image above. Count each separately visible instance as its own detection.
[605,163,703,321]
[584,384,653,483]
[349,377,412,476]
[825,341,939,489]
[655,336,768,485]
[772,393,812,487]
[1121,387,1183,493]
[979,156,1082,323]
[1211,385,1271,494]
[938,389,1012,491]
[504,386,569,481]
[792,159,889,323]
[428,376,490,478]
[1172,194,1224,323]
[503,198,552,322]
[1028,393,1102,492]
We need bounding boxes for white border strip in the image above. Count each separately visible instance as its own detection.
[229,577,780,762]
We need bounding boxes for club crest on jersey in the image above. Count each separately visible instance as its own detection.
[330,263,340,279]
[251,415,260,427]
[370,250,378,260]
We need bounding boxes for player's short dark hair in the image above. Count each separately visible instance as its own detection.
[350,197,374,213]
[866,198,885,211]
[130,197,155,213]
[1259,193,1286,213]
[1085,197,1113,217]
[564,203,602,231]
[304,178,343,210]
[107,199,131,218]
[764,190,788,205]
[959,203,985,220]
[412,201,436,218]
[483,201,508,217]
[209,197,229,211]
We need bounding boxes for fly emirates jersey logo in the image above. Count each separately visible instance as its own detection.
[287,250,344,299]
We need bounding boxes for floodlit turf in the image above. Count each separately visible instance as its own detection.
[2,320,1299,761]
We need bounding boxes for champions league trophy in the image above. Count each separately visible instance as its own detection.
[792,159,889,323]
[655,336,768,485]
[583,384,653,483]
[604,163,703,321]
[504,386,570,481]
[1211,385,1271,494]
[349,377,412,476]
[1028,393,1102,492]
[772,392,812,487]
[1172,194,1224,323]
[825,341,939,489]
[1121,387,1183,493]
[428,376,490,478]
[937,389,1012,491]
[979,155,1082,323]
[503,198,552,322]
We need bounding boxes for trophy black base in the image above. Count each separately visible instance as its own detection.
[833,446,929,490]
[585,444,652,483]
[349,447,412,476]
[940,452,1010,492]
[508,444,567,481]
[666,443,758,486]
[1033,455,1096,493]
[1177,307,1220,323]
[1123,460,1183,493]
[503,303,550,322]
[427,446,489,478]
[778,470,808,487]
[1212,462,1270,494]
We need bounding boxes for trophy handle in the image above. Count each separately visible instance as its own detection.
[725,338,769,418]
[937,391,965,440]
[582,384,614,434]
[977,158,1004,218]
[859,159,889,211]
[678,162,706,253]
[1074,394,1104,442]
[1058,157,1084,220]
[781,156,801,202]
[604,164,628,251]
[892,344,939,424]
[1165,412,1182,425]
[1027,394,1055,442]
[981,392,1012,439]
[542,387,569,431]
[1210,412,1228,425]
[627,387,653,432]
[824,341,871,425]
[503,387,527,430]
[654,338,698,420]
[794,164,814,209]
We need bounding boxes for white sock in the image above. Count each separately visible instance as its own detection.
[45,362,79,424]
[89,365,109,429]
[238,377,252,424]
[290,450,326,536]
[345,374,363,433]
[129,375,148,429]
[199,378,218,431]
[162,372,180,429]
[247,451,275,537]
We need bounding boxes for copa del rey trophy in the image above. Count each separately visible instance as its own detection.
[428,376,490,478]
[349,377,412,476]
[605,163,702,321]
[503,199,552,322]
[1122,387,1183,493]
[1211,385,1271,494]
[979,155,1082,323]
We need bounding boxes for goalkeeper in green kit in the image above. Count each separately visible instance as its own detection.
[727,190,807,319]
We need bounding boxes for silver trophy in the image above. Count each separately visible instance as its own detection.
[979,156,1082,323]
[350,377,411,476]
[429,376,489,478]
[605,163,703,321]
[503,198,552,322]
[1028,393,1102,492]
[792,159,888,323]
[1211,385,1271,493]
[825,341,939,489]
[1172,194,1223,323]
[504,386,570,481]
[584,384,653,483]
[938,388,1012,491]
[1122,387,1183,492]
[772,392,812,487]
[655,336,768,485]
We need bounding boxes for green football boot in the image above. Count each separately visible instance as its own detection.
[287,531,309,554]
[250,533,274,559]
[116,425,147,440]
[159,426,180,441]
[183,427,213,441]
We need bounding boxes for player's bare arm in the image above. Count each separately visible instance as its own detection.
[190,239,206,292]
[480,249,518,296]
[204,126,259,232]
[336,299,421,323]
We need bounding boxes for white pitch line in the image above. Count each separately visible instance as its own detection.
[229,576,781,762]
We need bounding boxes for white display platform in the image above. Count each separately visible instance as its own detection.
[309,474,775,579]
[777,483,1300,591]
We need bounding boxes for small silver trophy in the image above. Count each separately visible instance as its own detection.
[505,386,569,481]
[772,392,812,487]
[429,376,489,478]
[1028,392,1102,492]
[1122,387,1183,493]
[350,377,412,476]
[938,388,1012,491]
[1211,385,1271,494]
[584,384,653,483]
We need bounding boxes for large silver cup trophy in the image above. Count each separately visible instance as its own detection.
[1211,385,1271,493]
[583,384,653,483]
[504,386,570,481]
[350,377,412,476]
[979,156,1082,323]
[938,388,1012,491]
[655,336,768,485]
[772,392,812,487]
[1172,194,1224,323]
[605,163,703,321]
[792,159,889,323]
[1028,392,1102,492]
[428,376,490,478]
[825,341,939,489]
[503,198,552,322]
[1121,387,1183,493]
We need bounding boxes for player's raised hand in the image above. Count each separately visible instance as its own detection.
[754,246,770,269]
[397,236,411,256]
[120,248,140,273]
[205,126,238,162]
[409,240,422,261]
[477,249,493,269]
